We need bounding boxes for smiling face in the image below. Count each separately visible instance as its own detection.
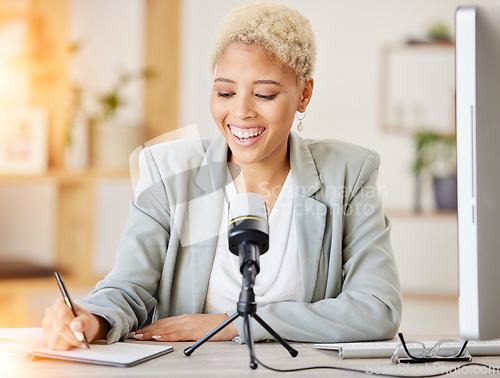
[210,43,312,169]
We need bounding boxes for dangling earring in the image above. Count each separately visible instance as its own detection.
[296,111,306,132]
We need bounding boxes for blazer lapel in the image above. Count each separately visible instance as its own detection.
[289,132,327,301]
[190,136,231,313]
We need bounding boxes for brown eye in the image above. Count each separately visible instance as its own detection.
[218,92,235,98]
[256,94,278,100]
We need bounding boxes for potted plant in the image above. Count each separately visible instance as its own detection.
[65,40,154,171]
[91,68,153,125]
[427,21,452,42]
[412,130,457,211]
[87,67,154,170]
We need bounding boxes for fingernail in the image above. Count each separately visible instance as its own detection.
[74,331,84,342]
[133,334,143,340]
[70,321,82,332]
[152,335,161,340]
[128,332,136,338]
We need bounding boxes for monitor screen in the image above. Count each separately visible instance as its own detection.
[456,4,500,340]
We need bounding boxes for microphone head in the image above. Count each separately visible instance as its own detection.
[228,192,268,222]
[228,192,269,256]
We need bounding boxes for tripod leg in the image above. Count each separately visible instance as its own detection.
[184,312,240,356]
[253,314,298,357]
[243,312,258,369]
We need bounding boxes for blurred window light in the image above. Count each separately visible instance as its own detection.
[0,61,30,105]
[0,18,30,105]
[0,18,28,59]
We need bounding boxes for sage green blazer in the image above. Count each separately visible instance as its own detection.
[78,131,402,343]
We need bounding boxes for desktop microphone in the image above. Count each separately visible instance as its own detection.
[184,192,298,362]
[227,192,269,275]
[228,192,269,317]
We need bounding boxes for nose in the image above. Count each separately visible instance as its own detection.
[231,93,257,119]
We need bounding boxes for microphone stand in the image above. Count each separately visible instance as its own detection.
[184,243,298,369]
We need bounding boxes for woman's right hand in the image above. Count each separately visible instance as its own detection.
[42,298,109,350]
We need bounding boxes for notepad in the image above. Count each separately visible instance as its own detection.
[0,328,173,367]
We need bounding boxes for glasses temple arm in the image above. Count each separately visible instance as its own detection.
[457,340,469,357]
[397,333,418,359]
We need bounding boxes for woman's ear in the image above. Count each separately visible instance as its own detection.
[297,78,314,112]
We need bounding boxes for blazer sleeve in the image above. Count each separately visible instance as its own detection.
[232,150,402,343]
[76,147,170,343]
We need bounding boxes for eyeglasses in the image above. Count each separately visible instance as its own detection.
[391,333,471,364]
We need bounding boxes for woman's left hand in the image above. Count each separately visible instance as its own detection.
[131,313,238,342]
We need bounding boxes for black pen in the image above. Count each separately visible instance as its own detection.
[54,271,90,349]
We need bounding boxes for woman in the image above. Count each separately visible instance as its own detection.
[42,2,402,350]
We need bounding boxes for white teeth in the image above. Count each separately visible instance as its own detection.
[229,126,263,140]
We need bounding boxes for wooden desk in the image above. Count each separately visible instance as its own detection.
[4,340,500,378]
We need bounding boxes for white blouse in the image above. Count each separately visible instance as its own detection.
[204,172,302,315]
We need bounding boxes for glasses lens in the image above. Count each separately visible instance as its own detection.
[405,341,426,358]
[433,339,468,358]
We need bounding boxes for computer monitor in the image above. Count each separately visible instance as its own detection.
[456,4,500,340]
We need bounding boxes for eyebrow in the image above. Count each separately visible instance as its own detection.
[213,78,281,86]
[214,77,235,84]
[254,79,281,86]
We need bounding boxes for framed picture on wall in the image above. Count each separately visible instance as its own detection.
[0,107,48,174]
[379,42,456,134]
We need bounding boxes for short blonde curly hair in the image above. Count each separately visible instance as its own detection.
[209,2,316,84]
